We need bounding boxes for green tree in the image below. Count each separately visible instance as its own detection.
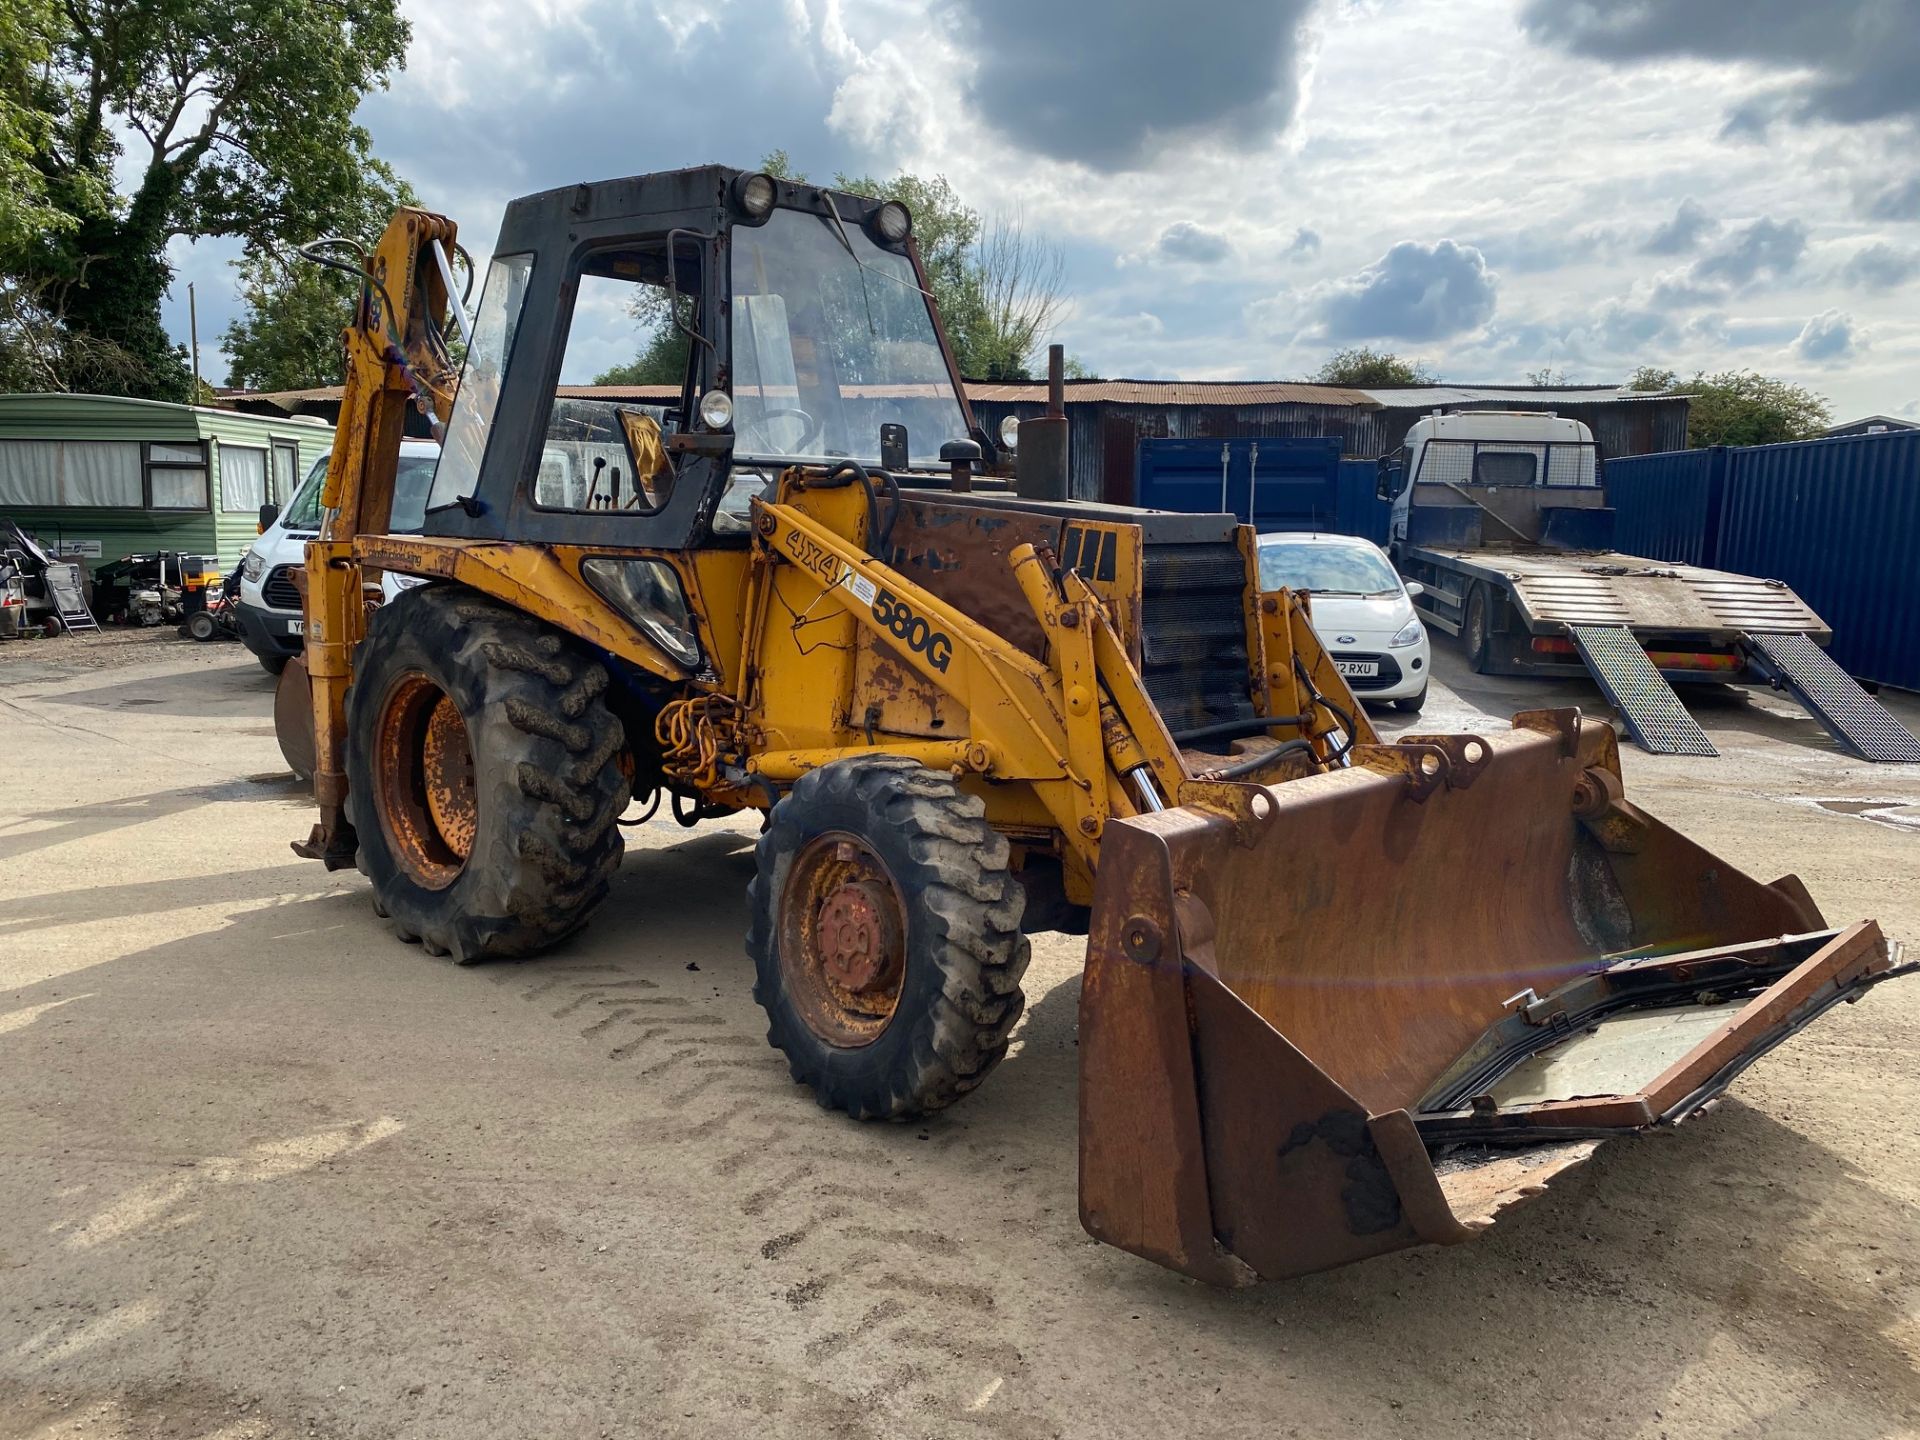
[1313,348,1435,386]
[220,171,418,392]
[11,0,411,399]
[1629,367,1830,447]
[593,325,687,387]
[1527,365,1573,386]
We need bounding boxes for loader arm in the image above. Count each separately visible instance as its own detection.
[294,208,464,866]
[746,481,1361,879]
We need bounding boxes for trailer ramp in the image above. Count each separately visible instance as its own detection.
[1742,632,1920,763]
[1567,625,1717,756]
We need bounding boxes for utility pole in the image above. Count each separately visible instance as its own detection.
[188,283,201,399]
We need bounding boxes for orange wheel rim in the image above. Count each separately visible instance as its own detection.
[374,672,475,890]
[778,832,907,1047]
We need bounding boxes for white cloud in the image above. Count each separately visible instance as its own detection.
[1309,239,1497,342]
[150,0,1920,414]
[1793,309,1859,363]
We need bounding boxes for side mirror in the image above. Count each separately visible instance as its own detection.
[1404,580,1425,598]
[257,502,280,533]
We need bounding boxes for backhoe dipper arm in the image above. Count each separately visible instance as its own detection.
[295,207,463,867]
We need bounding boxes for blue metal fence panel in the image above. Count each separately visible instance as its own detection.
[1716,432,1920,692]
[1607,446,1725,566]
[1135,436,1344,529]
[1337,459,1391,545]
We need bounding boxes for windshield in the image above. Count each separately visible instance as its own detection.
[282,454,440,534]
[1258,539,1402,595]
[730,206,970,468]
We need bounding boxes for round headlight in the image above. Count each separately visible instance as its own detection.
[733,171,776,219]
[871,200,911,245]
[698,389,734,430]
[998,415,1020,450]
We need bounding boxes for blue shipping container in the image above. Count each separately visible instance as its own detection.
[1607,447,1725,567]
[1135,438,1391,544]
[1716,432,1920,692]
[1608,431,1920,692]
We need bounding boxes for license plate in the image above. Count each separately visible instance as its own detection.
[287,619,304,636]
[1336,659,1378,678]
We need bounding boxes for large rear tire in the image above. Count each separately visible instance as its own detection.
[748,756,1030,1121]
[345,586,628,962]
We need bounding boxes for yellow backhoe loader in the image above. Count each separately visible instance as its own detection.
[283,166,1909,1284]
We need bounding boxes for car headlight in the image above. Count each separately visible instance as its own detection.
[1390,617,1424,648]
[242,551,264,583]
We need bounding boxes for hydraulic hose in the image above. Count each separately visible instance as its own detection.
[1205,738,1314,781]
[816,460,902,560]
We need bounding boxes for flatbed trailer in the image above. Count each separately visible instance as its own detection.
[1384,415,1919,761]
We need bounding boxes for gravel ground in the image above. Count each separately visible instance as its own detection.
[1,639,1916,1440]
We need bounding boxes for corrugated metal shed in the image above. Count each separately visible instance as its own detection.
[0,393,332,571]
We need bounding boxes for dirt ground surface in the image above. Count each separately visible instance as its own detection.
[2,631,1917,1440]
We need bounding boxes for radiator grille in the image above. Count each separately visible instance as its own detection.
[1139,542,1256,734]
[262,565,302,611]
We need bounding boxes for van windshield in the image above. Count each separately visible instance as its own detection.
[281,454,440,533]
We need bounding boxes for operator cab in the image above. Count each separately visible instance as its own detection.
[420,165,983,552]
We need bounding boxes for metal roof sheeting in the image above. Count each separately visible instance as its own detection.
[963,379,1379,408]
[1353,384,1674,407]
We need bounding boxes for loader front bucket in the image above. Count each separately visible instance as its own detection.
[1078,709,1906,1285]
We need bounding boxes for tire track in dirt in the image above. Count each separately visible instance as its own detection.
[486,944,1061,1436]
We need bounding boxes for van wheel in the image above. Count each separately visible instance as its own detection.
[259,652,290,676]
[748,756,1030,1120]
[345,586,628,962]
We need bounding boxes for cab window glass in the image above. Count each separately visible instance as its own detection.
[428,253,534,512]
[536,264,682,514]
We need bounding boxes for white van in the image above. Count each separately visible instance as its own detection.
[236,439,441,673]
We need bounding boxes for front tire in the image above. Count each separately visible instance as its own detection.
[345,586,628,962]
[259,652,290,676]
[1394,683,1428,714]
[748,757,1031,1120]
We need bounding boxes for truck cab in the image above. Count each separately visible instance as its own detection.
[1383,410,1602,550]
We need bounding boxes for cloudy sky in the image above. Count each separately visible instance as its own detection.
[162,0,1920,421]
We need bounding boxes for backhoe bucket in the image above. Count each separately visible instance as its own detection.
[1079,709,1904,1285]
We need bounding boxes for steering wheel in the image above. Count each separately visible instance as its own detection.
[750,406,822,452]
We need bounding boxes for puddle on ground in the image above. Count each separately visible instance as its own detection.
[1793,797,1920,833]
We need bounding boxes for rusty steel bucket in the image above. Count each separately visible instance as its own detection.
[1079,709,1906,1285]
